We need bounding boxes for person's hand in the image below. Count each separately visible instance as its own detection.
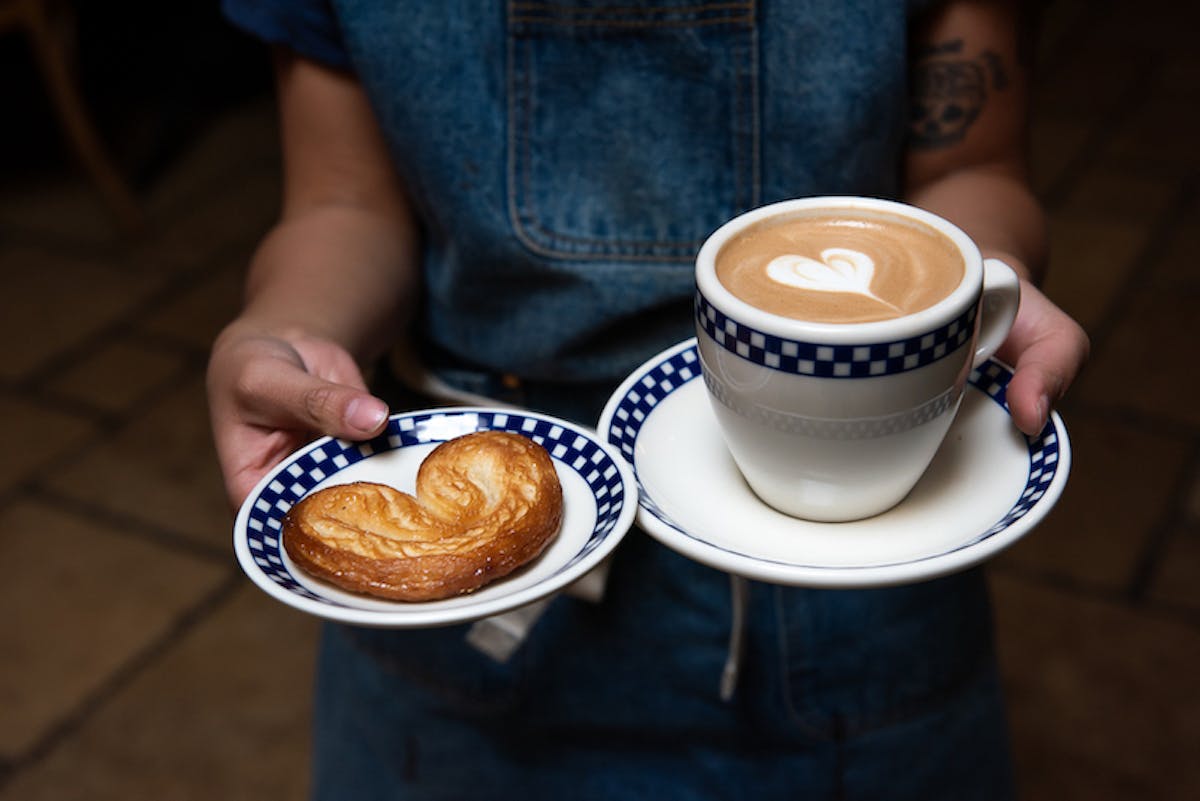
[207,321,390,508]
[995,279,1090,436]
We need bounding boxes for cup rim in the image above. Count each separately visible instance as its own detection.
[696,196,984,345]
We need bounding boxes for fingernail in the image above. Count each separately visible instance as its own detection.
[1035,395,1050,430]
[346,397,388,433]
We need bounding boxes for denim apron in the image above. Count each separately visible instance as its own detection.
[224,1,1015,798]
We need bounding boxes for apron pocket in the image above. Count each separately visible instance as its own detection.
[507,0,760,262]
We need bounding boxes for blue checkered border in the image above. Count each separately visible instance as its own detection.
[963,361,1063,549]
[603,346,704,528]
[602,343,1062,568]
[242,410,629,605]
[695,291,976,377]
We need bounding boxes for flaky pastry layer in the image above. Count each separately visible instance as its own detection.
[282,430,563,601]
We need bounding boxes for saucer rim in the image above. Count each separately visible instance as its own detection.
[232,406,639,627]
[598,337,1071,588]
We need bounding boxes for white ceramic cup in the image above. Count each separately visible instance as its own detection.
[695,196,1021,522]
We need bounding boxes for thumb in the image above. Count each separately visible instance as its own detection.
[995,284,1089,437]
[237,354,391,440]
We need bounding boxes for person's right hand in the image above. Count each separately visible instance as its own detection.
[207,321,390,508]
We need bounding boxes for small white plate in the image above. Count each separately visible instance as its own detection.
[598,339,1071,588]
[234,408,637,627]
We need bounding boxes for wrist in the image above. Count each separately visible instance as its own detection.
[227,300,384,367]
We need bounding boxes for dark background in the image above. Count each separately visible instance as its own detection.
[0,1,1197,799]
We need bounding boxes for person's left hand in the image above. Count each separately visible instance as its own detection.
[995,279,1090,436]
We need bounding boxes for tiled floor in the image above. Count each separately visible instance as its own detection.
[1,1,1197,799]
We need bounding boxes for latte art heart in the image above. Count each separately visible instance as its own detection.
[766,248,899,311]
[714,211,965,324]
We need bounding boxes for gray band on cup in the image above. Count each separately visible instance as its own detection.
[702,369,961,439]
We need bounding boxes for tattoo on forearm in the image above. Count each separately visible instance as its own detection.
[917,38,964,58]
[909,39,1009,149]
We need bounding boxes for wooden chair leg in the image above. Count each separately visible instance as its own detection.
[22,0,142,233]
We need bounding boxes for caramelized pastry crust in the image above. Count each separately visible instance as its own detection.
[282,430,563,601]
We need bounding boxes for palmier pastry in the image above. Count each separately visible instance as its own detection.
[282,430,563,601]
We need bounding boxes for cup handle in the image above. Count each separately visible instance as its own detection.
[974,258,1021,368]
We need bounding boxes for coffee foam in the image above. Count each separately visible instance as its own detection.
[715,210,964,323]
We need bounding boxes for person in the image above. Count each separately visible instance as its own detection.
[207,1,1089,798]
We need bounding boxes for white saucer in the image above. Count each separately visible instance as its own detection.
[234,407,638,627]
[598,339,1071,588]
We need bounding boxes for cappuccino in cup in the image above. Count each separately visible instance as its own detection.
[695,197,1020,522]
[714,208,964,324]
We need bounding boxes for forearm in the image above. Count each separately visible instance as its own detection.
[237,203,420,365]
[905,163,1047,284]
[208,201,416,503]
[221,49,421,366]
[902,0,1046,283]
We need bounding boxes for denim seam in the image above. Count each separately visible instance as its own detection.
[732,8,747,213]
[837,646,997,738]
[773,586,838,741]
[510,41,701,261]
[733,0,761,213]
[510,1,754,27]
[511,1,753,12]
[506,35,697,261]
[748,1,761,209]
[773,585,999,739]
[510,16,754,29]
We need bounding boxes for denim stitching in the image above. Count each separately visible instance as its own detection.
[748,2,761,209]
[731,1,759,213]
[510,16,754,29]
[511,1,754,27]
[511,1,752,11]
[774,584,999,739]
[507,31,700,261]
[505,0,759,261]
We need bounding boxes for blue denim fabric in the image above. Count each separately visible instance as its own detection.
[221,2,1017,798]
[324,0,917,383]
[314,533,1013,800]
[222,0,350,70]
[224,0,922,380]
[320,375,1015,800]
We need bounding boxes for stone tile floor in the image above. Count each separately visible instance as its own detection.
[0,1,1197,798]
